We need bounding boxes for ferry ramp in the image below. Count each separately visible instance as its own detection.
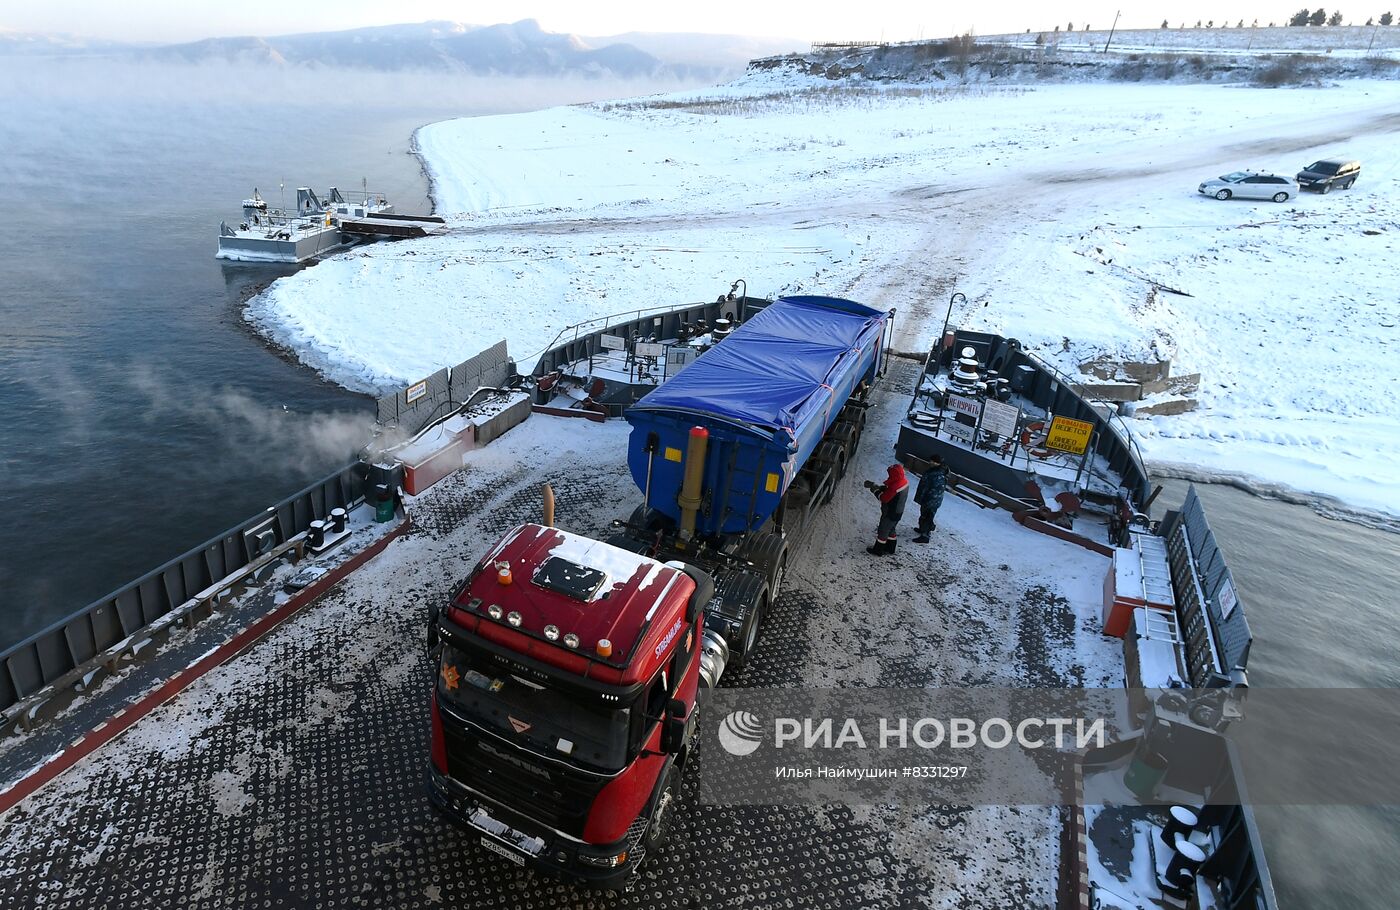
[0,363,1124,910]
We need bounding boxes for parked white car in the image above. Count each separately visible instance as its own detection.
[1197,171,1297,202]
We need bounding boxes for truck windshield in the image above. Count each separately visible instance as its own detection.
[437,644,632,772]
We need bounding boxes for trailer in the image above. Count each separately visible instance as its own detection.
[426,294,893,887]
[613,294,891,667]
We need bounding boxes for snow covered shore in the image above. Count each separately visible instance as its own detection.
[246,73,1399,519]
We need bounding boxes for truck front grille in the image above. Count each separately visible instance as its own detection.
[441,718,606,838]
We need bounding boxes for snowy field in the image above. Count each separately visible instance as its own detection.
[984,25,1400,58]
[246,72,1400,520]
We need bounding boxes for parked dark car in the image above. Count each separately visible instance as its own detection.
[1296,159,1360,193]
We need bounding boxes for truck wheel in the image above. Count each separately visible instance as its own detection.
[728,590,769,672]
[643,763,679,856]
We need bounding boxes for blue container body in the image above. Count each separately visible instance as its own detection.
[624,295,888,536]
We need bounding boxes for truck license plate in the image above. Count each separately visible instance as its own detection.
[481,837,527,866]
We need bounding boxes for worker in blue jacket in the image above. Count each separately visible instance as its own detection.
[912,454,948,543]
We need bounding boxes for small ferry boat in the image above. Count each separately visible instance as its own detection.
[216,186,395,264]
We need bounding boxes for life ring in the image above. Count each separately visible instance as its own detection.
[1019,421,1050,459]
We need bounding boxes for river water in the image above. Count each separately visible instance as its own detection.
[0,56,1395,909]
[0,58,668,642]
[1156,478,1400,909]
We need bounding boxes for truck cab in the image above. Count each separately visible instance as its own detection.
[426,522,714,888]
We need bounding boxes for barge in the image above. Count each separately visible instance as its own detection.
[217,186,445,263]
[0,290,1275,910]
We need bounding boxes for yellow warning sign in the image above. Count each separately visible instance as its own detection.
[1045,416,1094,455]
[765,472,780,493]
[664,447,683,462]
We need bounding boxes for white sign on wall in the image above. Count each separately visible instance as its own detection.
[1218,578,1238,619]
[943,420,975,445]
[980,398,1020,438]
[634,342,666,358]
[948,394,982,420]
[600,334,625,351]
[667,347,699,371]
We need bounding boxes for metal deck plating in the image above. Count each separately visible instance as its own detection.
[0,364,1145,909]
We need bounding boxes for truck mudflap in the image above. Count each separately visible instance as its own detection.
[427,765,646,890]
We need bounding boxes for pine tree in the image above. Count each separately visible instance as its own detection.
[1290,9,1310,26]
[1309,8,1328,25]
[1068,21,1074,31]
[1327,10,1344,25]
[1367,17,1375,24]
[1382,12,1395,25]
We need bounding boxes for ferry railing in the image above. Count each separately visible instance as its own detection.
[911,330,1153,508]
[0,463,366,730]
[528,292,766,379]
[1019,346,1153,484]
[528,298,748,372]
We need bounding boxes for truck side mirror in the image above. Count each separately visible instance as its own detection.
[660,698,687,753]
[426,603,441,650]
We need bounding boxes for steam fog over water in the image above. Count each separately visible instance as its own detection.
[0,57,692,641]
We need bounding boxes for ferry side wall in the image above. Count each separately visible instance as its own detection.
[0,465,366,725]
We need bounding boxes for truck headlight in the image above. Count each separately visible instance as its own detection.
[578,850,629,868]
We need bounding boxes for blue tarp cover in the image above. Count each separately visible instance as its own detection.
[631,296,885,438]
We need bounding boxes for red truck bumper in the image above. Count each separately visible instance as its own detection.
[425,765,641,889]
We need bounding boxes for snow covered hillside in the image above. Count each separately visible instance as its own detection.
[246,72,1400,520]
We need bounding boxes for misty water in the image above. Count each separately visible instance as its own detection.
[0,55,1396,909]
[0,58,676,640]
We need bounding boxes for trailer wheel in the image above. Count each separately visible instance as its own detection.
[832,421,859,458]
[769,552,788,602]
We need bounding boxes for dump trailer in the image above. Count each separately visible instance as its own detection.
[615,294,891,667]
[426,295,892,887]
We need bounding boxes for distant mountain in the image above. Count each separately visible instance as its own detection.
[0,28,137,55]
[138,19,713,78]
[584,30,804,72]
[0,19,799,79]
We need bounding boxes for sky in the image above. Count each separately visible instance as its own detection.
[2,1,1373,45]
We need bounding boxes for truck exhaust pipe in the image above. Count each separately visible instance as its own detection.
[677,426,709,542]
[698,629,730,690]
[542,483,555,527]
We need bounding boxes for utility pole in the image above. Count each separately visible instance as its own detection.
[1104,10,1121,53]
[1368,23,1380,54]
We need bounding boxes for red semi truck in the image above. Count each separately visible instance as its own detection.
[425,296,892,886]
[427,525,713,886]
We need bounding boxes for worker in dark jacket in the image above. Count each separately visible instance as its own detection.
[912,454,949,544]
[865,463,909,556]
